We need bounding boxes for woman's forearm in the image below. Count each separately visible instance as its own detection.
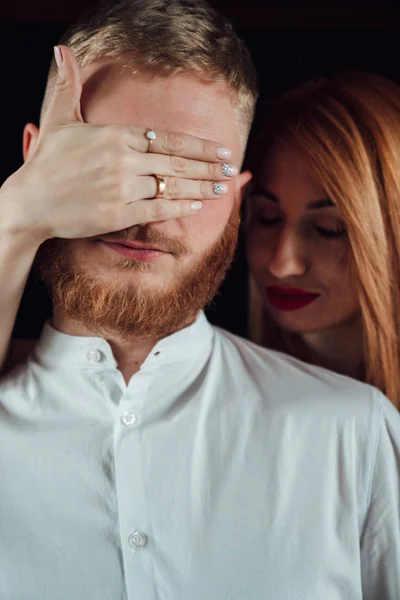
[0,203,39,373]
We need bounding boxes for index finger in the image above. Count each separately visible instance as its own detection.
[124,126,232,162]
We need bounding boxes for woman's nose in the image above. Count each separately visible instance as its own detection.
[268,228,307,279]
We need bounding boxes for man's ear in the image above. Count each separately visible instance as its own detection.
[233,170,253,207]
[23,123,40,162]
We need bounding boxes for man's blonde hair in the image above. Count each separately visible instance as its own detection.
[42,0,258,142]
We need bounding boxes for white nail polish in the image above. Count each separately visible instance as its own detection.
[217,147,232,160]
[191,201,203,211]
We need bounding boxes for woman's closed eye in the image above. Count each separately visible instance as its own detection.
[257,215,282,227]
[315,225,346,239]
[314,218,347,239]
[255,213,347,240]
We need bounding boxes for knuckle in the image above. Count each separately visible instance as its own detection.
[207,161,219,178]
[100,148,114,169]
[122,149,139,178]
[100,148,117,169]
[203,140,214,160]
[177,202,188,218]
[165,132,185,153]
[102,165,126,203]
[165,177,181,198]
[169,155,188,173]
[100,125,118,144]
[102,126,125,153]
[54,77,71,93]
[103,139,127,173]
[200,181,211,198]
[150,202,168,222]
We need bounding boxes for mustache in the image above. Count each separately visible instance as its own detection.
[100,224,191,256]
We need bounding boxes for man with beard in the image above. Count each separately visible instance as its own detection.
[0,1,399,599]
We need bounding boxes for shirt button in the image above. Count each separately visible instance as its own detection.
[129,531,147,549]
[87,349,102,364]
[121,412,137,426]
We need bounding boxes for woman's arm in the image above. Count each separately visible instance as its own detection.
[0,221,39,374]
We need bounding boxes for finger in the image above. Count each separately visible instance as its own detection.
[134,175,230,201]
[139,153,239,180]
[125,198,204,225]
[41,45,83,128]
[122,126,232,162]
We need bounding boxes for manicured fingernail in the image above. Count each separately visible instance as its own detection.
[213,183,228,196]
[217,147,232,160]
[221,163,238,177]
[191,201,203,211]
[54,46,64,68]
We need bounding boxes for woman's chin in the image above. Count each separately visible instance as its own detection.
[266,307,329,336]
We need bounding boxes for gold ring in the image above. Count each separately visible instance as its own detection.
[145,128,156,153]
[153,175,166,198]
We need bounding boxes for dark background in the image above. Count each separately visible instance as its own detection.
[1,0,400,339]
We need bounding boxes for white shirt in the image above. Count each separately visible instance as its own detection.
[0,312,399,600]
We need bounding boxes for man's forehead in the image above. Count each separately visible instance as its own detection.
[80,61,241,158]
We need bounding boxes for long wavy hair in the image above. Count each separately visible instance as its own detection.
[248,71,400,407]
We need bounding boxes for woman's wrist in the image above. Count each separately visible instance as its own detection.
[0,183,44,257]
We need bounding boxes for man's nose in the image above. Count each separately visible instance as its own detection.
[268,227,308,279]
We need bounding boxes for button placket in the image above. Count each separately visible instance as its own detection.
[118,369,152,427]
[114,371,155,597]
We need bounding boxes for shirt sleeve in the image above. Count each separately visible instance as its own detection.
[361,390,400,599]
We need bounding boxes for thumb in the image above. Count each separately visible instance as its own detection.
[41,45,84,128]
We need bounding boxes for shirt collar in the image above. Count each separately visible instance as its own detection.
[33,311,214,370]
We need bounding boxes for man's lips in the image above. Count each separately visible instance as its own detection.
[266,286,321,312]
[99,238,167,252]
[98,238,169,262]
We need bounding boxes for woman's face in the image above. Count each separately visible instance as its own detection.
[246,145,360,334]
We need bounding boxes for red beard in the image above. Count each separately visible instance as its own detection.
[35,206,240,341]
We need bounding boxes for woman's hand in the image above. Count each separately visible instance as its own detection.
[0,45,237,245]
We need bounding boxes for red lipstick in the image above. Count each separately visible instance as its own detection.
[266,286,320,312]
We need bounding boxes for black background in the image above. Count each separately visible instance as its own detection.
[1,0,400,339]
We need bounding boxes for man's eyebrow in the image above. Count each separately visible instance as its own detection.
[250,188,335,210]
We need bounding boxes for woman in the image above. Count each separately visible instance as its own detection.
[246,69,400,406]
